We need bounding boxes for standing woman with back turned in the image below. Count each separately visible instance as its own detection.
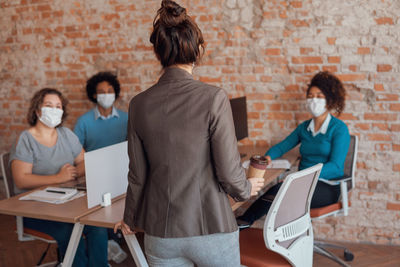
[114,0,263,266]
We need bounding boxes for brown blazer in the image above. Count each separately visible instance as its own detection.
[123,67,251,238]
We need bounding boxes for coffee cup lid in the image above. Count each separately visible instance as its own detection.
[250,155,268,165]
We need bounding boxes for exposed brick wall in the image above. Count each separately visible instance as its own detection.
[0,0,399,245]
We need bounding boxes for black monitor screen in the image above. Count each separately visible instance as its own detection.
[229,96,248,141]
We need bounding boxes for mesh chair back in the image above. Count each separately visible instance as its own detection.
[274,171,316,249]
[1,152,14,198]
[343,135,358,190]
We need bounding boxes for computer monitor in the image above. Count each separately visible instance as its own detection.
[229,96,248,141]
[84,141,129,208]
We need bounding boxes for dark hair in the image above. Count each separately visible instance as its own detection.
[27,88,68,127]
[307,71,346,115]
[86,72,121,103]
[150,0,205,68]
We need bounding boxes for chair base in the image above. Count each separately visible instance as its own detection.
[314,240,354,267]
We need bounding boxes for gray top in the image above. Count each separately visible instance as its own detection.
[10,127,82,193]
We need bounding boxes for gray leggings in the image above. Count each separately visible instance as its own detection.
[144,230,240,267]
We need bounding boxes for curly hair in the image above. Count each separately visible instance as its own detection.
[150,0,205,68]
[27,88,68,127]
[86,72,121,103]
[307,71,346,115]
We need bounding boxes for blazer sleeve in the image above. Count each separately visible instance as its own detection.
[123,101,148,228]
[209,89,251,202]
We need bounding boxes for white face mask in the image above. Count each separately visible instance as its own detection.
[39,107,63,128]
[306,98,327,117]
[97,93,115,109]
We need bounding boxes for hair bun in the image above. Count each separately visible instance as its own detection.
[159,0,187,27]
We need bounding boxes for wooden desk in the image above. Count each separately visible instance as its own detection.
[78,145,300,267]
[79,198,148,267]
[231,145,300,211]
[0,189,102,267]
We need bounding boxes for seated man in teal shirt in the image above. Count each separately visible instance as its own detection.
[74,72,128,152]
[74,71,128,262]
[237,71,350,228]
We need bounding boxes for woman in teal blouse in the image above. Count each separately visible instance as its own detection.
[237,71,350,228]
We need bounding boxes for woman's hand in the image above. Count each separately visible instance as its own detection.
[248,177,264,196]
[265,155,272,166]
[114,220,135,235]
[57,163,77,182]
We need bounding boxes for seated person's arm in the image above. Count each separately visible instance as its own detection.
[74,148,85,178]
[320,124,350,179]
[265,125,301,159]
[12,160,76,190]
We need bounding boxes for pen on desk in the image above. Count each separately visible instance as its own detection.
[46,189,66,194]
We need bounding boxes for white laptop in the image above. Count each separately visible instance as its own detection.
[84,141,129,208]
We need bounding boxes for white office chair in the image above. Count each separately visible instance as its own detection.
[240,163,322,267]
[1,152,60,267]
[311,135,358,267]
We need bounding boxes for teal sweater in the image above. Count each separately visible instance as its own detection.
[265,116,350,179]
[74,108,128,152]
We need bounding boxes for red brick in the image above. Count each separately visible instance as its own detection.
[292,56,323,64]
[254,122,264,129]
[265,48,280,55]
[390,104,400,111]
[327,37,336,45]
[300,47,313,55]
[375,143,391,151]
[338,113,358,120]
[387,202,400,210]
[322,65,338,72]
[267,112,293,120]
[349,65,357,72]
[374,84,385,91]
[279,93,304,100]
[375,17,394,25]
[372,123,389,131]
[253,102,265,111]
[377,64,392,72]
[328,56,341,64]
[304,65,319,73]
[250,131,263,138]
[391,124,400,132]
[357,47,370,54]
[393,144,400,151]
[199,76,222,83]
[367,133,392,141]
[364,113,397,121]
[285,85,299,91]
[247,112,260,119]
[291,1,302,8]
[246,93,274,100]
[355,123,370,131]
[337,74,366,82]
[290,19,309,27]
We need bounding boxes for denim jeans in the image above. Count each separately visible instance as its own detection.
[24,218,108,267]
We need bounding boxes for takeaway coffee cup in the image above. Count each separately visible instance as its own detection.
[247,155,268,179]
